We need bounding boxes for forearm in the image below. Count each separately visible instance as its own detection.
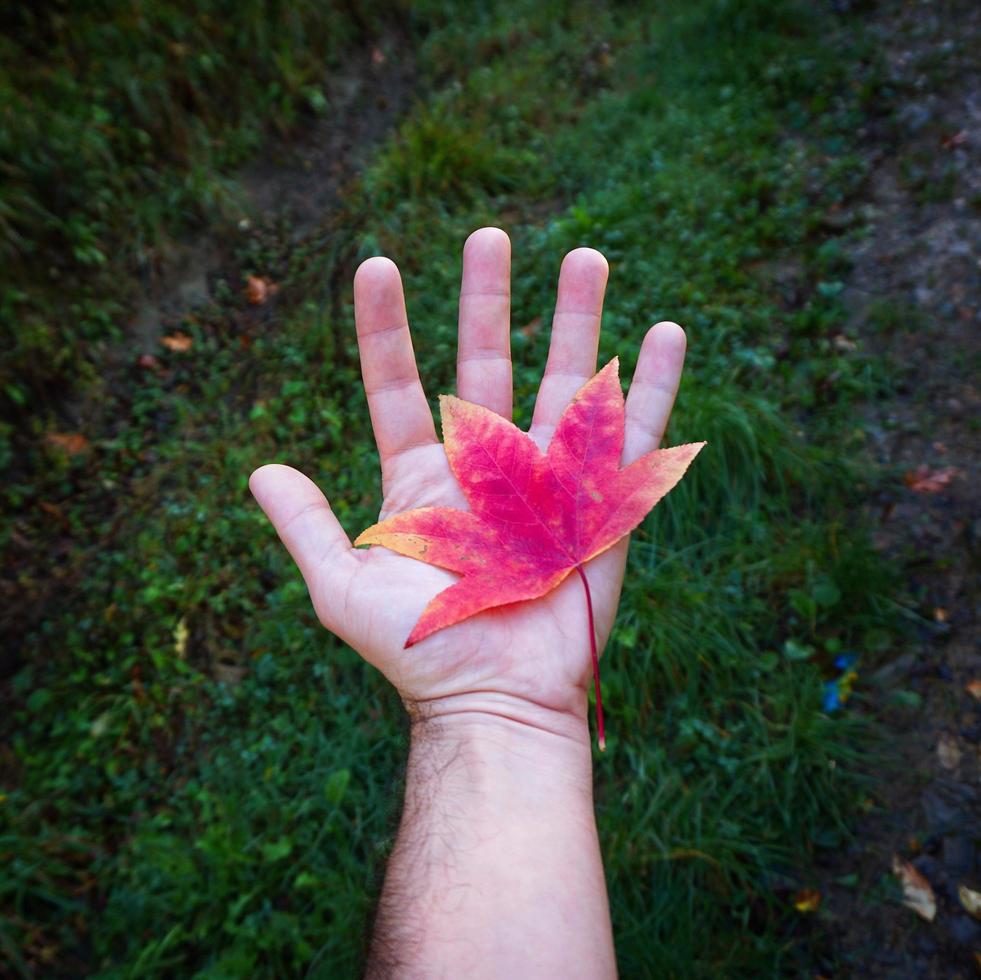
[366,695,617,979]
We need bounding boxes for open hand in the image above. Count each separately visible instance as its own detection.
[250,228,686,736]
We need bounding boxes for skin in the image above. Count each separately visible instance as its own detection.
[250,227,687,979]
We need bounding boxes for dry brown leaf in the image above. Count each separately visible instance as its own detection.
[958,884,981,919]
[793,888,822,913]
[161,332,193,353]
[941,129,968,150]
[245,275,278,306]
[521,316,542,338]
[892,855,936,921]
[45,432,90,455]
[38,500,69,529]
[966,679,981,701]
[937,733,962,770]
[904,465,960,493]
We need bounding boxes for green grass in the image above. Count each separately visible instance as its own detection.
[1,0,902,976]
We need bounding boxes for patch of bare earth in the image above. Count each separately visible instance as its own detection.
[127,35,415,362]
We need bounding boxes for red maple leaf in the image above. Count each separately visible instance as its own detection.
[356,358,705,747]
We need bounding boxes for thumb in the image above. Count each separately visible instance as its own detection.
[249,463,356,631]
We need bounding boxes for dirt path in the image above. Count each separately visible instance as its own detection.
[817,1,980,975]
[125,35,415,365]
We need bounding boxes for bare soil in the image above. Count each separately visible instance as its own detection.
[126,35,415,363]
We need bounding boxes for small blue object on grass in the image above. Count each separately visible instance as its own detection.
[823,653,859,713]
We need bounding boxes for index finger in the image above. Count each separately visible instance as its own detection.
[353,257,438,483]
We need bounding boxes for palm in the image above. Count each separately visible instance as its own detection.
[333,441,629,716]
[251,229,686,724]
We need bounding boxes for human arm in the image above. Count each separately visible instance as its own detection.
[366,711,612,979]
[249,227,688,978]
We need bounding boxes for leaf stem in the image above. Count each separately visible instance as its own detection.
[575,565,605,751]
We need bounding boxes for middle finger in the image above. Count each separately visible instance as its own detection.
[456,227,513,419]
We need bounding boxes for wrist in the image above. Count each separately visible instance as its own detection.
[405,689,593,752]
[402,694,597,827]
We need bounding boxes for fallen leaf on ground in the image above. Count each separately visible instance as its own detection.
[903,465,960,493]
[161,332,193,352]
[173,616,189,659]
[137,353,161,371]
[941,129,968,150]
[356,358,706,748]
[45,432,90,455]
[967,679,981,701]
[892,855,936,921]
[38,500,69,529]
[245,275,278,305]
[937,732,962,770]
[958,884,981,919]
[793,888,822,913]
